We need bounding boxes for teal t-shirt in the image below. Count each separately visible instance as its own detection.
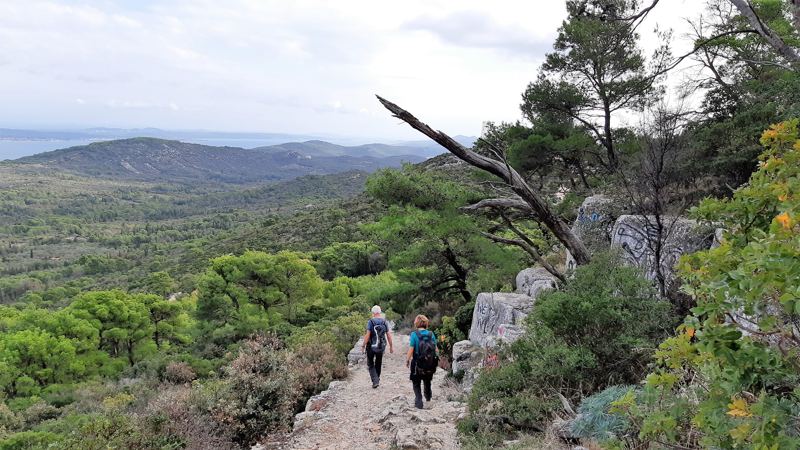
[409,329,436,353]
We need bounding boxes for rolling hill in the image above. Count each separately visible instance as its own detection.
[14,137,430,184]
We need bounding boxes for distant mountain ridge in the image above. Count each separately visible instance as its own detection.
[15,137,430,184]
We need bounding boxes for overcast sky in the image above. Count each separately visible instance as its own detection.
[0,0,706,141]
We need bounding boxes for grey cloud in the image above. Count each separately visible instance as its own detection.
[403,10,552,59]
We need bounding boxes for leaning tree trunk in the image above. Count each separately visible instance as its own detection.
[729,0,800,67]
[376,96,592,265]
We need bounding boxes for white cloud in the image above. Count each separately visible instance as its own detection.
[0,0,707,139]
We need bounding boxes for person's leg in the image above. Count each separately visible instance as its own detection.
[423,376,432,402]
[410,360,423,408]
[374,351,383,379]
[412,378,423,409]
[366,348,379,387]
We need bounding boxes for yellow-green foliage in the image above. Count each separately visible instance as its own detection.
[626,120,800,448]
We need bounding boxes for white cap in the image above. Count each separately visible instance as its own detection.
[371,305,382,314]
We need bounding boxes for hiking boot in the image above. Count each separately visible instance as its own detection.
[372,382,379,389]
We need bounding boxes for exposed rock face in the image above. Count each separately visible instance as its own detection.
[451,340,484,392]
[566,195,623,271]
[468,292,535,347]
[610,215,715,283]
[516,267,558,298]
[348,337,366,365]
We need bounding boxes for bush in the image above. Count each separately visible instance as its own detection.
[213,335,299,446]
[290,341,348,403]
[570,385,634,443]
[20,401,60,427]
[466,253,677,437]
[626,120,800,448]
[164,362,197,384]
[0,431,60,450]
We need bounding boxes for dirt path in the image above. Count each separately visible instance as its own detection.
[278,334,465,450]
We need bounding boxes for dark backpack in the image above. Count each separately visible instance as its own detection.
[414,330,439,376]
[369,319,388,354]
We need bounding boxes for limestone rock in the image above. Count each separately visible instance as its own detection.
[566,195,622,270]
[451,340,483,392]
[348,337,365,365]
[496,323,526,344]
[469,292,534,347]
[711,227,725,248]
[293,411,325,432]
[549,416,580,441]
[515,266,558,298]
[610,215,715,283]
[305,392,331,412]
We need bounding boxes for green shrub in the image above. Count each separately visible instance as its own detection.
[466,253,677,437]
[625,121,800,448]
[213,335,299,446]
[0,431,60,450]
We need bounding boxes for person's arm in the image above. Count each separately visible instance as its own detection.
[406,332,415,367]
[361,320,372,352]
[387,331,394,353]
[361,330,371,352]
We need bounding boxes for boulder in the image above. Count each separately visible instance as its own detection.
[468,292,534,347]
[347,337,365,365]
[451,340,484,391]
[515,266,558,298]
[711,227,725,248]
[566,195,622,271]
[496,323,526,344]
[293,411,325,432]
[610,215,715,283]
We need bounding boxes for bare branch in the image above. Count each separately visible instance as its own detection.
[376,95,592,265]
[461,198,534,215]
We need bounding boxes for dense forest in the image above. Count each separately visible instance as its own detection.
[2,0,800,449]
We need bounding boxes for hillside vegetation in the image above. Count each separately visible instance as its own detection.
[2,1,800,449]
[15,137,428,184]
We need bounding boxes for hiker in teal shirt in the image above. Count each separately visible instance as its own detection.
[406,314,438,409]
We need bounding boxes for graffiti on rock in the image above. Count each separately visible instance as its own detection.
[613,219,686,281]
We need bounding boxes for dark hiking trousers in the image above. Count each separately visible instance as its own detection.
[366,347,383,386]
[410,359,433,409]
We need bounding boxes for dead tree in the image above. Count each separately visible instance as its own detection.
[461,201,566,282]
[728,0,800,67]
[618,103,693,302]
[376,96,592,266]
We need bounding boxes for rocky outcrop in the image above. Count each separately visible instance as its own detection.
[515,266,558,298]
[348,337,366,365]
[451,340,484,392]
[468,292,535,347]
[379,394,466,449]
[566,195,623,271]
[610,215,715,283]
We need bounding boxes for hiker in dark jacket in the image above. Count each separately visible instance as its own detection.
[406,314,439,409]
[361,305,393,388]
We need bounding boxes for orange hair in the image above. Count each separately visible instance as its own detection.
[413,314,429,329]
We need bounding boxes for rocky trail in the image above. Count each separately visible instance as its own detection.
[270,334,466,450]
